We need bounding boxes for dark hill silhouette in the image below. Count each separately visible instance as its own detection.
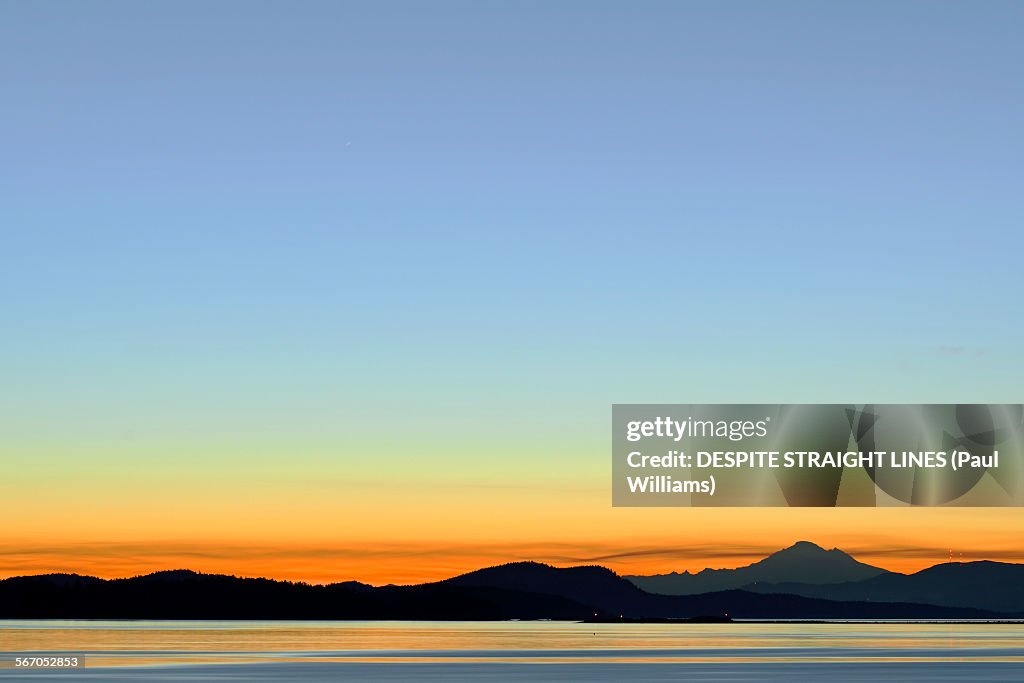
[626,541,888,595]
[130,569,207,582]
[439,560,1003,620]
[746,560,1024,613]
[14,573,104,588]
[0,571,595,620]
[2,544,1020,620]
[0,566,1004,620]
[2,565,999,622]
[444,562,647,615]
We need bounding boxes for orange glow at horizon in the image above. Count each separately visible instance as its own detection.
[5,507,1024,585]
[5,449,1024,585]
[3,541,1022,585]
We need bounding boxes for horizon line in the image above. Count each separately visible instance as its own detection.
[3,553,1015,588]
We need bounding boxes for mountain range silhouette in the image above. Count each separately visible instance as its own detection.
[625,540,888,594]
[2,542,1020,620]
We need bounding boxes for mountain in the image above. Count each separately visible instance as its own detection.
[444,562,648,615]
[626,541,889,595]
[0,571,597,620]
[745,560,1024,613]
[441,561,1001,620]
[0,563,1004,620]
[1,549,1018,620]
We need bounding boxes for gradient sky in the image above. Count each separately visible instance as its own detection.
[2,1,1023,584]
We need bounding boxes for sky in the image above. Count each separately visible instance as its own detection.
[2,1,1023,584]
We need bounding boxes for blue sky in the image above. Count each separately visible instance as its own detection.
[3,1,1022,451]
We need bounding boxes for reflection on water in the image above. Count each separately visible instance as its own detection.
[2,620,1023,668]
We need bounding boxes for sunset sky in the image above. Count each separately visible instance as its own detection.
[3,2,1023,585]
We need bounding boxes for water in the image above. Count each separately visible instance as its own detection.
[1,620,1022,681]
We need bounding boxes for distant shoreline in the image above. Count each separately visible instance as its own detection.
[5,550,1022,622]
[3,617,1024,625]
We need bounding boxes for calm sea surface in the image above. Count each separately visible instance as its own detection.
[1,620,1022,681]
